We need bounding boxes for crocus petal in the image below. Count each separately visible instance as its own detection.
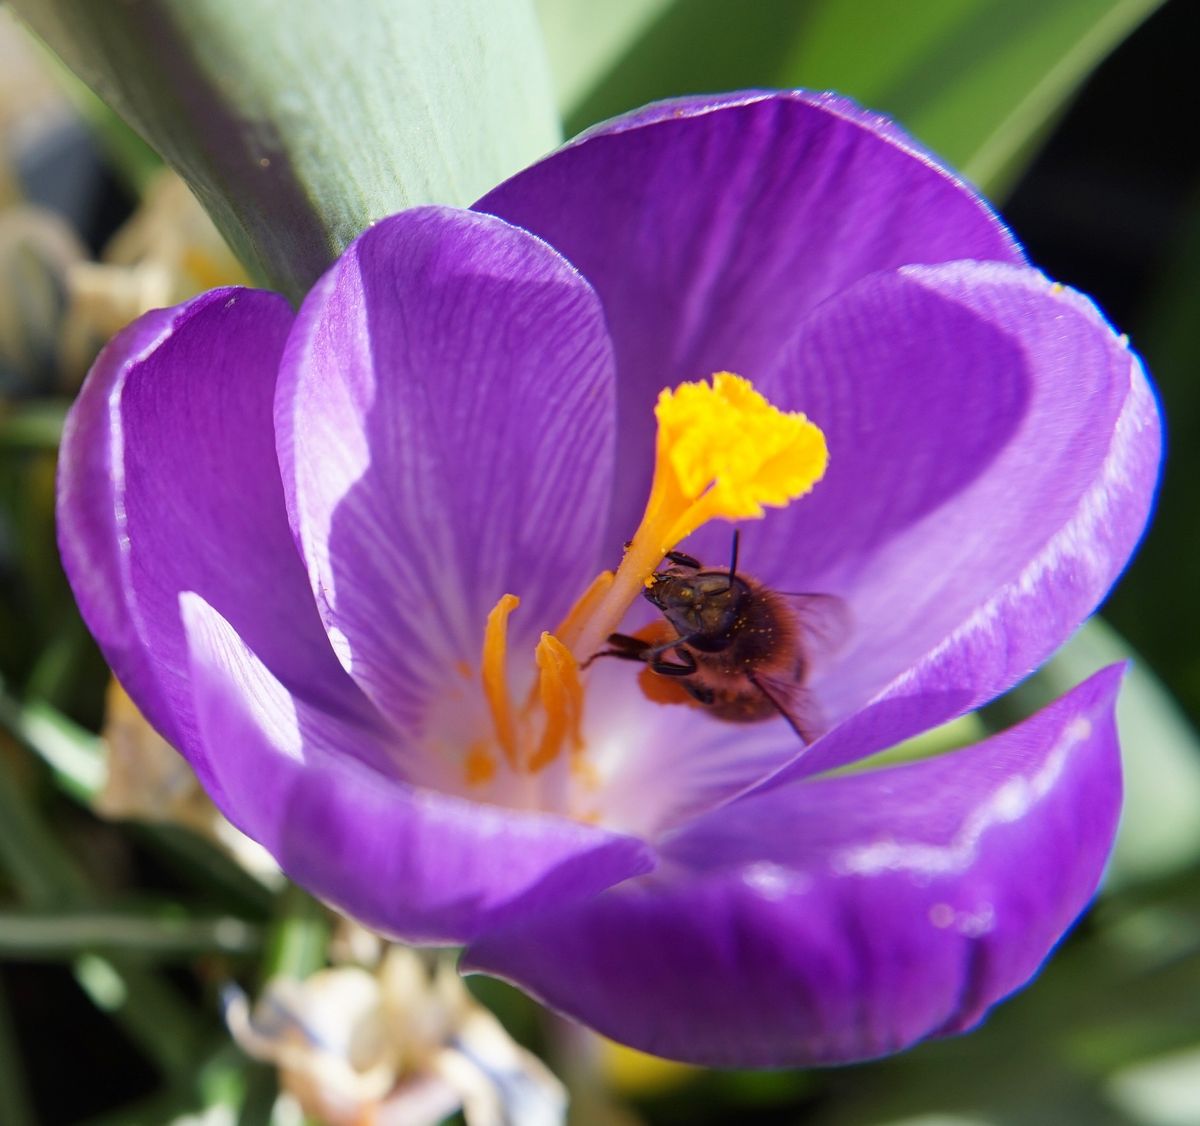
[278,207,616,735]
[580,657,816,839]
[747,262,1160,778]
[57,289,383,788]
[465,666,1123,1066]
[181,593,655,943]
[476,91,1025,541]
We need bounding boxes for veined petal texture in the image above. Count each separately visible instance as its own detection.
[56,289,385,794]
[477,90,1025,543]
[276,207,616,736]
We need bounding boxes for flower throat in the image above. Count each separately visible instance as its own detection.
[469,372,828,786]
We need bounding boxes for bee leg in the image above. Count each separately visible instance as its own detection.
[665,550,701,569]
[585,634,699,677]
[581,633,651,669]
[648,646,698,677]
[606,632,651,655]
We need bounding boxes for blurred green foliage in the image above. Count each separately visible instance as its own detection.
[1109,184,1200,718]
[544,0,1165,198]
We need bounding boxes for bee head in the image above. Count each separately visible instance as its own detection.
[644,568,750,651]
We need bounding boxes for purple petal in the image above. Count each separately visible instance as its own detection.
[750,262,1161,778]
[464,666,1124,1066]
[476,90,1025,542]
[277,207,616,735]
[181,594,654,943]
[576,658,816,839]
[57,290,384,788]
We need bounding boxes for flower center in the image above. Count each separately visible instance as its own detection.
[466,372,828,789]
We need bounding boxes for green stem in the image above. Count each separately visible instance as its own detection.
[236,1062,280,1126]
[0,400,69,451]
[263,885,330,980]
[0,742,209,1079]
[0,909,261,960]
[0,978,37,1126]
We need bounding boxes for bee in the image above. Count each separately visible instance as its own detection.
[592,532,847,743]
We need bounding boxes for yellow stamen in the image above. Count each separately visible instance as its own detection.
[553,569,614,651]
[464,743,497,786]
[572,757,602,787]
[567,372,828,659]
[527,633,584,773]
[481,593,520,770]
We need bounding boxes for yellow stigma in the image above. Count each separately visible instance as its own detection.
[652,373,828,546]
[464,373,827,790]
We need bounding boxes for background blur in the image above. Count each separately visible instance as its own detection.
[1,1,1198,1123]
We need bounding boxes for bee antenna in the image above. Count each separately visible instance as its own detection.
[726,529,740,589]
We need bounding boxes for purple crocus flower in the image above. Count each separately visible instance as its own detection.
[58,92,1160,1067]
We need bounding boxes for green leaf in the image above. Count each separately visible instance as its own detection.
[11,0,560,300]
[561,0,1164,197]
[1107,1044,1200,1126]
[535,0,674,114]
[0,738,90,905]
[74,955,208,1079]
[0,684,105,803]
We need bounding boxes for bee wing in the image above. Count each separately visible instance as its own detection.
[776,592,853,670]
[747,671,827,746]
